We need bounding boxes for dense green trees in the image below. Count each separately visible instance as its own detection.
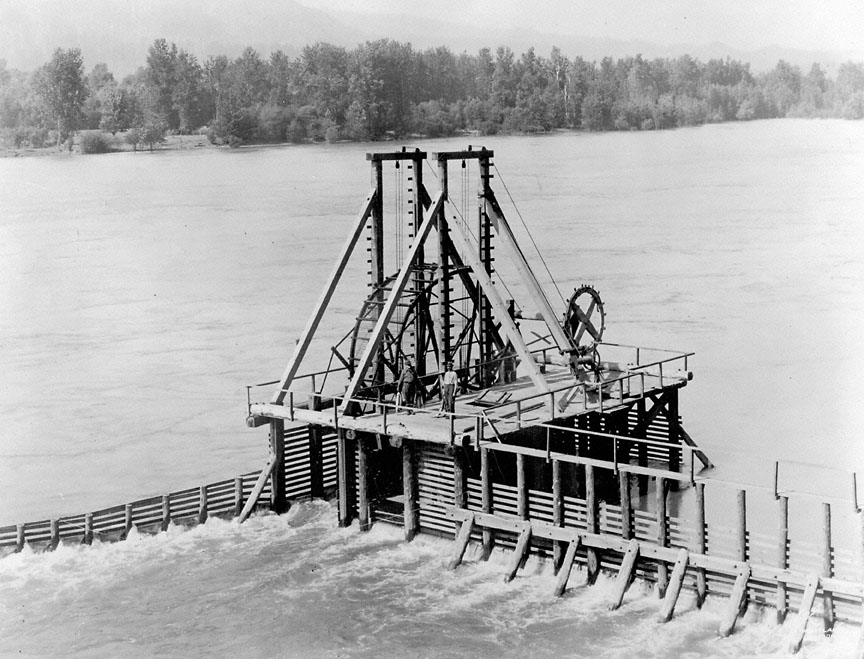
[1,39,863,150]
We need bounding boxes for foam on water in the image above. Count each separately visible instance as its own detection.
[0,501,858,658]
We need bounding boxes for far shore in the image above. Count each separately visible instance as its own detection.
[0,133,215,158]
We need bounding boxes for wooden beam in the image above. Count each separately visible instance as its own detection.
[608,538,640,611]
[787,574,820,654]
[403,441,418,541]
[552,459,564,570]
[777,495,789,623]
[238,453,279,523]
[481,446,493,559]
[341,192,444,408]
[448,512,475,570]
[269,419,286,514]
[679,426,713,469]
[718,564,751,637]
[695,482,707,607]
[619,471,632,540]
[358,436,370,531]
[821,502,835,634]
[445,208,555,413]
[485,192,574,355]
[656,476,668,597]
[503,523,532,583]
[658,549,689,622]
[272,191,376,404]
[586,465,600,584]
[337,429,353,527]
[553,537,581,597]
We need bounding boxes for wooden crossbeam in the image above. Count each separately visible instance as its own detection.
[272,191,377,404]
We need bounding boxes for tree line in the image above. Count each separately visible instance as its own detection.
[2,38,864,150]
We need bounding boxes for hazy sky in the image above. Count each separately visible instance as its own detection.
[297,0,864,56]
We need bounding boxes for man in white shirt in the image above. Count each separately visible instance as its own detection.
[437,361,458,416]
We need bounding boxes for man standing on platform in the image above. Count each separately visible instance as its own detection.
[437,361,458,417]
[397,357,418,414]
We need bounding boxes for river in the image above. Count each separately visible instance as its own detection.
[0,120,862,657]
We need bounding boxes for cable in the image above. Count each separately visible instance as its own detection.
[493,164,566,306]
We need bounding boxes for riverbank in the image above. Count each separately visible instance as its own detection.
[0,133,214,158]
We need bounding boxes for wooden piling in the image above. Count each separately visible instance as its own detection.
[619,471,632,540]
[403,441,417,541]
[123,503,133,539]
[337,429,353,527]
[358,436,370,531]
[736,489,747,562]
[636,398,648,495]
[234,477,243,517]
[787,574,820,654]
[15,524,24,552]
[481,447,493,559]
[553,537,581,597]
[718,564,751,637]
[777,495,789,623]
[656,476,668,597]
[658,548,689,623]
[448,512,475,570]
[516,453,527,520]
[821,502,834,633]
[49,519,59,550]
[308,425,325,499]
[504,523,532,583]
[161,494,171,531]
[198,485,208,524]
[609,538,640,611]
[552,459,564,570]
[269,419,287,514]
[83,513,93,545]
[585,465,600,583]
[695,481,707,607]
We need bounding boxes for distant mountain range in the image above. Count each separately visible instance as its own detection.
[0,0,857,75]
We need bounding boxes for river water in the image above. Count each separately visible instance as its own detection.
[1,120,863,657]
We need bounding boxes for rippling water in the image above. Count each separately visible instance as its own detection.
[1,120,863,656]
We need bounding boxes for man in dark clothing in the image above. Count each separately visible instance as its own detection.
[397,358,418,413]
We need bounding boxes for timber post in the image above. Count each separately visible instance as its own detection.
[161,494,171,531]
[552,459,564,570]
[666,389,680,489]
[234,477,243,517]
[123,503,133,539]
[403,441,418,541]
[822,502,835,633]
[777,494,789,623]
[656,476,669,597]
[695,482,707,606]
[436,155,451,365]
[517,453,528,520]
[308,425,325,499]
[269,418,287,514]
[619,471,632,540]
[49,518,59,551]
[358,435,370,531]
[481,446,493,559]
[337,429,354,527]
[15,524,24,552]
[198,485,208,524]
[636,398,649,495]
[585,464,600,583]
[83,513,93,545]
[736,489,748,615]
